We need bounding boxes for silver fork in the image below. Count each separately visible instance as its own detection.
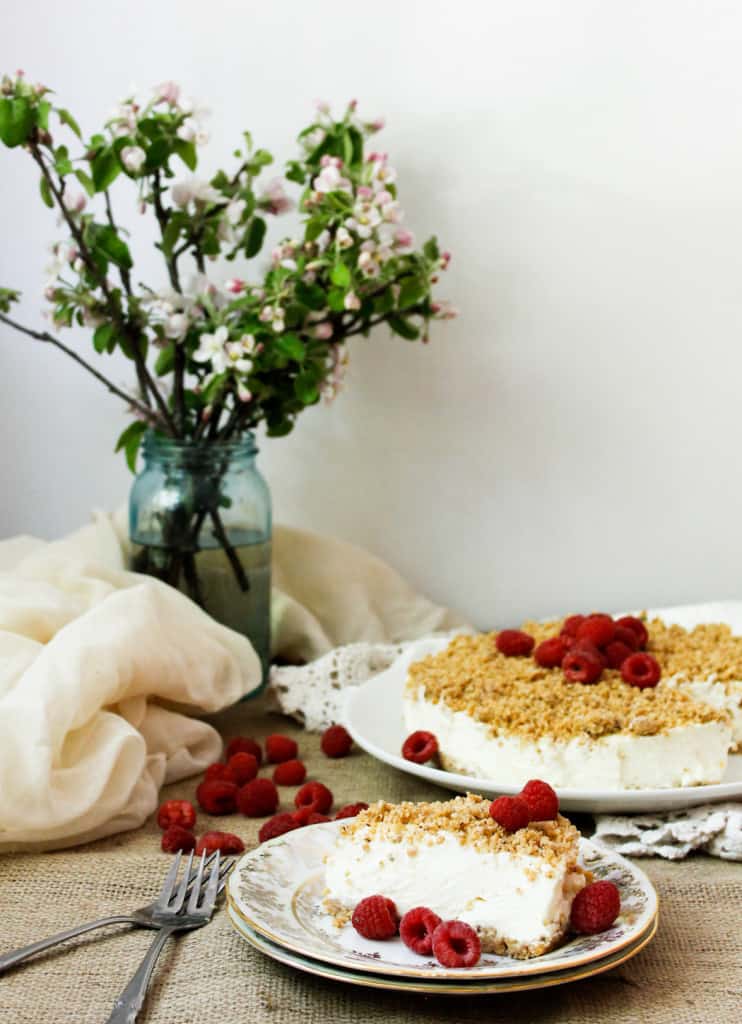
[0,853,227,974]
[106,851,230,1024]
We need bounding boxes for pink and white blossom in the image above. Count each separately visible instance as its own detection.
[62,190,86,216]
[260,178,292,215]
[343,291,361,312]
[237,383,252,402]
[154,80,181,106]
[164,312,190,340]
[394,228,415,250]
[171,177,225,209]
[336,226,353,249]
[224,278,246,294]
[431,300,459,320]
[313,321,333,340]
[121,145,146,173]
[193,325,229,373]
[312,163,351,194]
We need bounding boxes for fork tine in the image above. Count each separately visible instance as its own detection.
[200,851,221,915]
[170,850,194,912]
[155,851,183,911]
[186,852,208,914]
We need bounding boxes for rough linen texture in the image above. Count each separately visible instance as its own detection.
[1,700,740,1024]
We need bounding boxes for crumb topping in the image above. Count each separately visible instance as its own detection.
[406,624,728,742]
[341,794,580,864]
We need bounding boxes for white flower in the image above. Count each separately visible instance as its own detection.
[316,229,331,252]
[154,80,180,106]
[280,258,297,271]
[301,127,326,151]
[171,177,225,209]
[225,341,253,374]
[164,312,190,340]
[237,382,252,403]
[336,226,353,249]
[358,249,380,277]
[344,291,361,311]
[62,190,86,216]
[193,325,229,372]
[225,198,246,225]
[312,164,351,194]
[260,178,292,215]
[121,145,146,173]
[345,200,381,239]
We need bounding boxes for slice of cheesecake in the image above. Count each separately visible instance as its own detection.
[403,632,732,790]
[323,794,587,958]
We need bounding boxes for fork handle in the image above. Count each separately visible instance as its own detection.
[0,915,136,974]
[105,926,176,1024]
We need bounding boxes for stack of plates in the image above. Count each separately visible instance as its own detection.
[226,822,658,995]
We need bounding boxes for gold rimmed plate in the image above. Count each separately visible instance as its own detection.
[227,821,658,982]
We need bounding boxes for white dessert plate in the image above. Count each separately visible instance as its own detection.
[226,820,658,982]
[227,904,658,995]
[343,627,742,814]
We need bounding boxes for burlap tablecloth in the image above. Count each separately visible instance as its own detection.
[1,699,740,1024]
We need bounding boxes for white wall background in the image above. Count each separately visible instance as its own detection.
[2,0,742,627]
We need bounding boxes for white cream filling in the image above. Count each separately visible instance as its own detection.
[666,675,742,748]
[404,685,732,789]
[324,832,582,948]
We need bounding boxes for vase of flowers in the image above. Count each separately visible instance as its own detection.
[0,71,456,677]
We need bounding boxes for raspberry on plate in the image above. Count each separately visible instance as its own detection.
[575,614,616,649]
[195,779,238,815]
[334,802,369,820]
[401,730,438,764]
[560,614,586,638]
[351,895,399,940]
[562,645,604,684]
[519,779,559,821]
[489,795,530,832]
[237,778,279,817]
[621,652,661,688]
[156,799,196,831]
[160,826,197,853]
[570,880,621,934]
[614,616,649,649]
[195,831,245,856]
[225,736,263,765]
[431,920,481,968]
[258,812,301,843]
[265,734,299,763]
[273,759,307,786]
[400,907,442,955]
[533,636,568,669]
[495,629,535,657]
[294,781,333,815]
[321,724,353,758]
[227,752,259,786]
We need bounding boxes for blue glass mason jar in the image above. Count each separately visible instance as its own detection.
[129,431,272,686]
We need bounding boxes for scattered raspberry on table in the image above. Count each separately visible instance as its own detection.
[265,734,299,763]
[156,799,196,831]
[195,831,245,855]
[161,826,197,853]
[225,736,263,765]
[204,763,237,784]
[238,778,279,817]
[259,812,301,843]
[334,802,369,820]
[294,781,333,816]
[273,759,306,786]
[227,751,259,785]
[196,779,238,815]
[321,724,353,758]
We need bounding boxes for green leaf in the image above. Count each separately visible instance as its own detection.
[388,314,420,340]
[266,416,294,437]
[74,169,95,196]
[57,107,82,138]
[347,126,364,167]
[294,372,320,404]
[252,148,273,167]
[294,280,326,310]
[36,100,51,132]
[144,137,170,171]
[173,138,197,171]
[91,149,121,191]
[398,276,428,310]
[137,118,163,142]
[274,333,305,362]
[115,420,148,473]
[304,217,326,242]
[0,97,34,148]
[373,290,395,315]
[89,224,133,269]
[0,287,21,313]
[330,262,351,288]
[244,216,267,258]
[327,287,345,312]
[160,216,182,257]
[155,343,175,376]
[285,161,306,185]
[423,236,439,262]
[39,175,53,208]
[93,322,116,354]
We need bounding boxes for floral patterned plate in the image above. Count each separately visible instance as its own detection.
[227,821,658,982]
[227,903,658,995]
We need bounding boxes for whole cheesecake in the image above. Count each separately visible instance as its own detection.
[402,620,735,790]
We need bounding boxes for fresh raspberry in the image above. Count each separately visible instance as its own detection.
[227,752,259,786]
[604,640,634,670]
[294,781,333,815]
[321,724,353,758]
[401,730,438,764]
[431,920,481,968]
[613,625,639,650]
[495,629,535,657]
[570,880,621,934]
[273,759,307,786]
[520,779,559,821]
[195,830,245,856]
[237,778,279,817]
[399,907,443,955]
[533,636,568,669]
[351,895,399,940]
[576,614,616,649]
[561,614,586,638]
[160,826,197,853]
[615,616,649,649]
[258,812,301,843]
[621,652,661,688]
[156,799,196,832]
[303,812,331,825]
[562,645,604,684]
[489,795,531,832]
[265,734,299,764]
[195,779,238,815]
[334,802,369,820]
[225,736,263,766]
[204,762,237,784]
